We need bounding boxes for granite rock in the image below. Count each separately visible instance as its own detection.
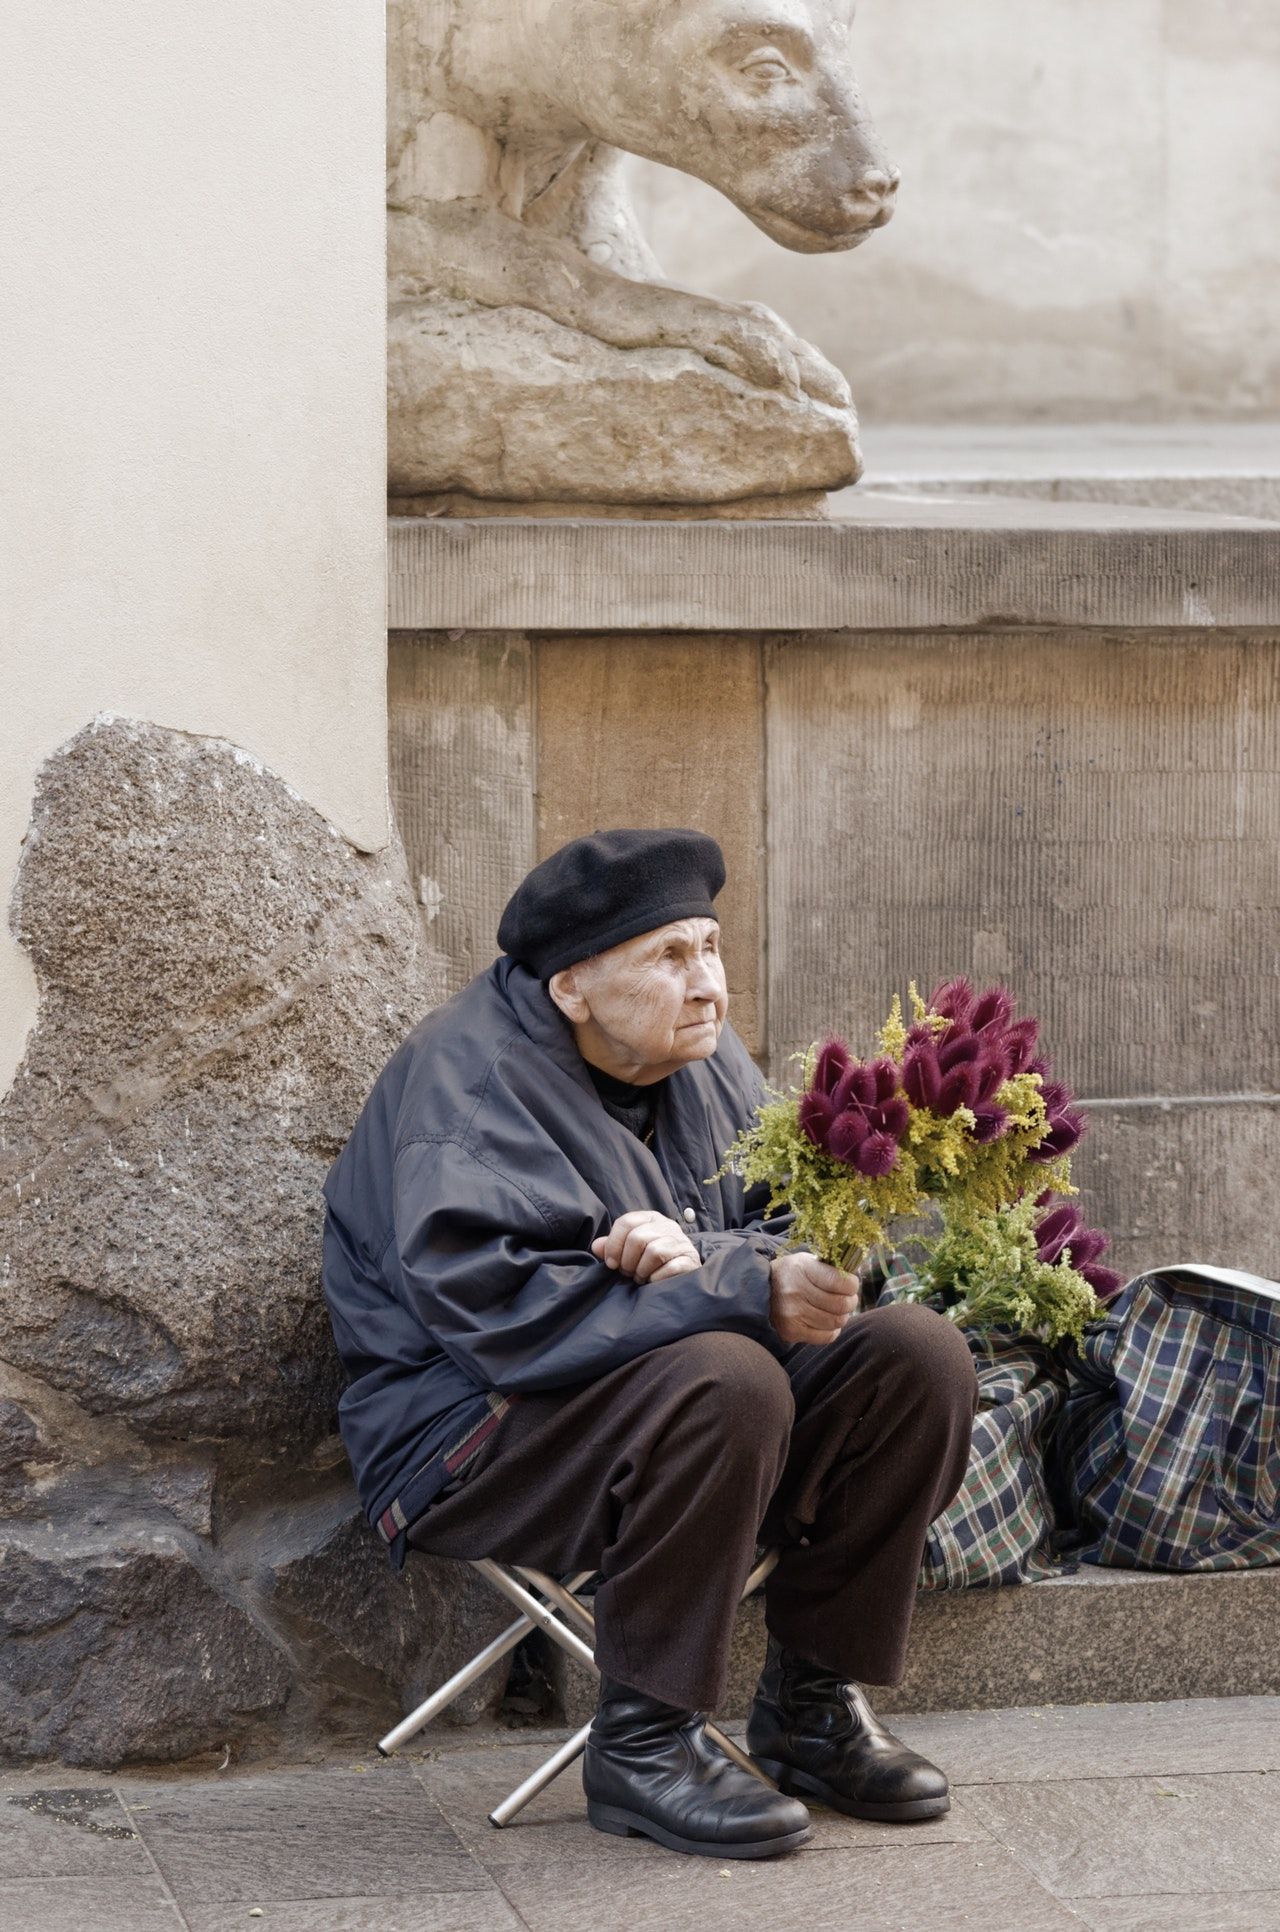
[0,718,426,1446]
[0,719,462,1766]
[263,1500,517,1728]
[0,1529,291,1766]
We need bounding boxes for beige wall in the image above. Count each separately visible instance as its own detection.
[629,0,1280,426]
[0,4,388,1092]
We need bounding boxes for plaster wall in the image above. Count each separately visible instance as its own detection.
[628,0,1280,426]
[0,3,388,1094]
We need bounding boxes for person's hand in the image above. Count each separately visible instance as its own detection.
[592,1210,701,1283]
[769,1251,862,1346]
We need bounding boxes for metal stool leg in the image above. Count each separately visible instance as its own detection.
[378,1611,531,1756]
[488,1720,594,1829]
[379,1566,596,1756]
[384,1550,785,1823]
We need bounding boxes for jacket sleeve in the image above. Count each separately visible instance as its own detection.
[393,1136,783,1395]
[691,1183,794,1264]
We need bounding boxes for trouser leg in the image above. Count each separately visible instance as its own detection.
[761,1302,979,1686]
[407,1330,795,1711]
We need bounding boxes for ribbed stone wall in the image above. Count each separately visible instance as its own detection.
[386,501,1280,1286]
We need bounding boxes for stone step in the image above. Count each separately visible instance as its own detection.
[546,1566,1280,1729]
[855,422,1280,522]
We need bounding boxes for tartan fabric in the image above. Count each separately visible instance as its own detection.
[877,1259,1068,1589]
[375,1390,516,1548]
[1054,1266,1280,1571]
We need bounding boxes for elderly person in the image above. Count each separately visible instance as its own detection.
[323,828,978,1860]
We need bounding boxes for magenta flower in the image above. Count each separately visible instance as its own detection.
[1035,1197,1123,1301]
[801,1043,909,1180]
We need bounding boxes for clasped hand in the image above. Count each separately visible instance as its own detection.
[592,1210,701,1282]
[593,1211,862,1345]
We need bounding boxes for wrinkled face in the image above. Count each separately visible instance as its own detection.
[562,0,898,252]
[549,917,729,1084]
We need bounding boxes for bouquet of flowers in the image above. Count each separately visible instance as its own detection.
[719,978,1122,1347]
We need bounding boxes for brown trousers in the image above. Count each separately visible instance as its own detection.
[408,1303,979,1711]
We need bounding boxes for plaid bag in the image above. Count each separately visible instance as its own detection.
[1054,1265,1280,1571]
[877,1262,1069,1589]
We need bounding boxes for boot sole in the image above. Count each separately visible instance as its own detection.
[753,1760,950,1823]
[586,1800,812,1859]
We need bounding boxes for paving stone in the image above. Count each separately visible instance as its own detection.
[483,1840,1082,1932]
[1071,1894,1280,1932]
[125,1762,487,1906]
[898,1694,1280,1785]
[0,1875,182,1930]
[411,1738,991,1858]
[962,1770,1280,1899]
[0,1785,151,1879]
[181,1892,525,1932]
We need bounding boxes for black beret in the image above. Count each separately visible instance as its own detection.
[497,828,726,980]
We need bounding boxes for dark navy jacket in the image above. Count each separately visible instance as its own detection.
[322,957,790,1563]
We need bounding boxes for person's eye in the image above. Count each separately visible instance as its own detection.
[741,51,792,81]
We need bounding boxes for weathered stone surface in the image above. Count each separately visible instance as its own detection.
[1072,1103,1280,1283]
[0,718,471,1768]
[388,503,1280,632]
[534,634,765,1052]
[0,718,426,1446]
[260,1497,516,1730]
[390,296,861,507]
[388,633,534,1006]
[0,1530,291,1767]
[387,0,897,505]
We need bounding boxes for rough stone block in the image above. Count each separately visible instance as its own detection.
[0,719,444,1766]
[0,718,426,1447]
[261,1498,517,1729]
[0,1530,290,1767]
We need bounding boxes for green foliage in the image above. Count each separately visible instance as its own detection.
[894,1193,1103,1348]
[717,1096,922,1275]
[718,986,1106,1344]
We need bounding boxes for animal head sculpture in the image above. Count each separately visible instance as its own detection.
[528,0,898,251]
[388,0,900,506]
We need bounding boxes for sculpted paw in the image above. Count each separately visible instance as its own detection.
[739,303,853,410]
[670,297,849,407]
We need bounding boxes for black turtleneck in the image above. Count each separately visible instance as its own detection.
[587,1062,665,1145]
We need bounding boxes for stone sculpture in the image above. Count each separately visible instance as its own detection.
[388,0,898,510]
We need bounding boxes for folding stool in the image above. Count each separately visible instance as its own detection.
[378,1549,779,1827]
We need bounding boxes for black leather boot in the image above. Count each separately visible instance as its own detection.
[583,1675,812,1859]
[746,1637,950,1822]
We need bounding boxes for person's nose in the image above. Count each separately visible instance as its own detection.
[687,958,722,1005]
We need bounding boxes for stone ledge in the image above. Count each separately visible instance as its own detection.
[858,423,1280,522]
[389,496,1280,633]
[548,1567,1280,1729]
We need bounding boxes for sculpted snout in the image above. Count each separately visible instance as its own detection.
[843,166,900,232]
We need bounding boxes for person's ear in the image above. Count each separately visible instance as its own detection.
[548,965,591,1024]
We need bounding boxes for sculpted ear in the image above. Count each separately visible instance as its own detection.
[548,965,591,1024]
